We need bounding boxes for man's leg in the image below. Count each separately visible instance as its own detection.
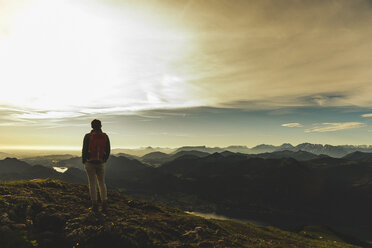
[85,163,98,211]
[96,163,108,210]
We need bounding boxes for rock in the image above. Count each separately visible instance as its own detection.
[0,225,11,232]
[0,213,12,224]
[34,212,65,232]
[11,223,27,229]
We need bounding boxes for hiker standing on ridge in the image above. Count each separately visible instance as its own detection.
[82,119,111,212]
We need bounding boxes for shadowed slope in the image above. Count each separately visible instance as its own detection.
[0,179,361,248]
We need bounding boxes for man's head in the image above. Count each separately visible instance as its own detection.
[91,119,102,130]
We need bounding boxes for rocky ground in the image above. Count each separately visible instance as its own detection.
[0,179,362,248]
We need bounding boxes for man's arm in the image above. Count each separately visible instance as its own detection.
[104,134,111,162]
[82,134,90,164]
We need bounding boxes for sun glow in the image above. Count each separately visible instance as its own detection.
[0,0,199,120]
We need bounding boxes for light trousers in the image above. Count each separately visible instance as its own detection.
[85,162,107,202]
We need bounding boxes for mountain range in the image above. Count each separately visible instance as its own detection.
[1,150,372,245]
[171,143,372,158]
[110,143,372,158]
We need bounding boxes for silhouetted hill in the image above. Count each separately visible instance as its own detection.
[343,151,372,163]
[294,143,347,157]
[247,143,372,157]
[19,156,83,169]
[250,144,277,153]
[107,156,148,172]
[0,179,362,248]
[0,156,157,188]
[0,158,85,184]
[220,150,239,157]
[193,150,321,162]
[104,156,184,196]
[0,152,14,159]
[0,157,31,173]
[112,147,175,157]
[225,145,250,153]
[22,154,75,167]
[253,150,319,161]
[141,152,169,166]
[56,157,82,169]
[276,143,295,151]
[115,153,141,160]
[62,167,87,184]
[174,146,225,154]
[141,150,210,166]
[172,150,210,159]
[156,154,372,243]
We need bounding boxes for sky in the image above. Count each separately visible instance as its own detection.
[1,0,372,150]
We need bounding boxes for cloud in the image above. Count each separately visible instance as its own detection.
[1,0,372,119]
[13,111,85,120]
[174,0,372,109]
[0,105,92,128]
[281,123,303,127]
[305,122,365,133]
[361,113,372,117]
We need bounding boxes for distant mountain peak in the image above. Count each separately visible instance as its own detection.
[179,145,207,149]
[226,145,248,149]
[252,144,276,148]
[279,143,294,148]
[4,157,19,161]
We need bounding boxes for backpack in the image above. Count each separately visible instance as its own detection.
[87,132,107,163]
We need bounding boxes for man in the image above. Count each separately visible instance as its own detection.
[82,119,110,212]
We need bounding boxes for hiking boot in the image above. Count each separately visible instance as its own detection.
[90,202,99,213]
[102,201,108,212]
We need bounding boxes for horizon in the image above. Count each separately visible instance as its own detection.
[1,0,372,148]
[2,141,372,153]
